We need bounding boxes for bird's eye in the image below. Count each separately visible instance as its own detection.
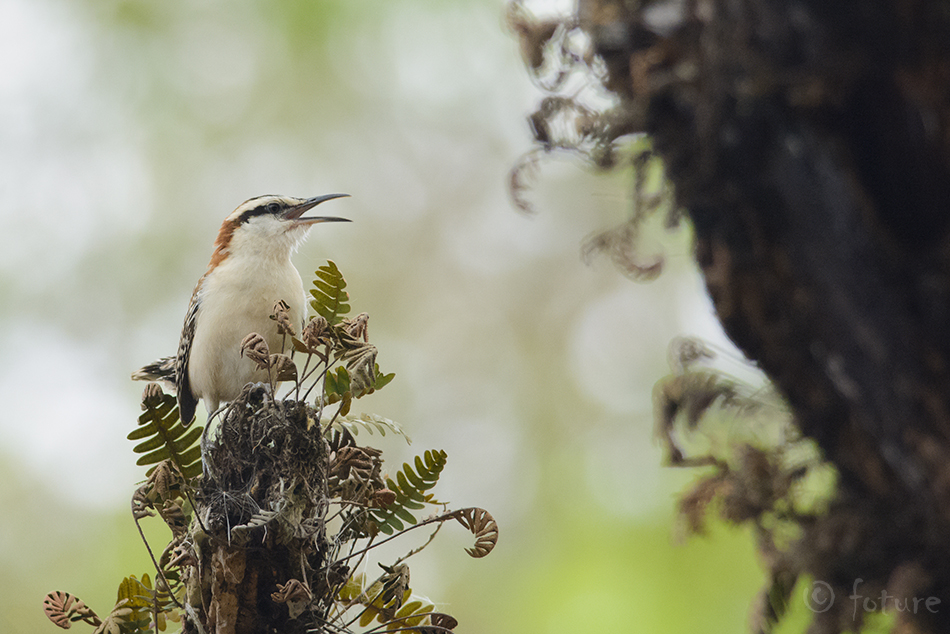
[267,202,281,214]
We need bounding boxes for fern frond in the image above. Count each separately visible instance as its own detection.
[324,365,351,403]
[310,260,350,325]
[356,586,436,631]
[43,591,102,629]
[230,510,280,537]
[344,563,432,630]
[93,601,134,634]
[117,574,155,630]
[337,571,366,602]
[354,563,410,627]
[128,387,202,482]
[340,343,378,393]
[373,365,396,392]
[368,450,447,535]
[357,587,401,628]
[377,590,435,633]
[387,595,437,630]
[452,507,499,558]
[330,413,412,444]
[353,362,395,398]
[121,572,180,633]
[324,365,396,410]
[427,612,460,632]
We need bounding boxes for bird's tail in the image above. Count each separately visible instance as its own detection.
[131,356,177,392]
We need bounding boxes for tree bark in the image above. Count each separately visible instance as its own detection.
[575,0,950,631]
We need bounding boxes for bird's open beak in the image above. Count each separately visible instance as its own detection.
[285,193,351,225]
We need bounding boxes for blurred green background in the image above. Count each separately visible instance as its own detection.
[0,0,785,632]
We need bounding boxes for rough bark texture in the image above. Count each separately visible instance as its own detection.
[575,0,950,631]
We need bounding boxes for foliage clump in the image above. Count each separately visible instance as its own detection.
[45,261,496,634]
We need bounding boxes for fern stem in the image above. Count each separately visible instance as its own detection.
[392,519,444,567]
[132,516,184,611]
[325,512,455,568]
[301,346,333,404]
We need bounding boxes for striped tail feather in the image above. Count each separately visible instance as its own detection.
[132,356,177,392]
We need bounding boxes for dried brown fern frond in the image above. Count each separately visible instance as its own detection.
[452,507,499,559]
[653,336,838,632]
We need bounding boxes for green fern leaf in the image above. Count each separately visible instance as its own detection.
[389,596,435,629]
[385,515,406,533]
[310,260,350,325]
[373,366,395,391]
[369,449,447,534]
[129,391,203,482]
[396,472,425,505]
[324,362,394,406]
[324,365,351,403]
[355,363,395,398]
[114,575,153,633]
[329,413,412,444]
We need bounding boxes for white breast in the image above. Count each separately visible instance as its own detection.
[187,252,306,411]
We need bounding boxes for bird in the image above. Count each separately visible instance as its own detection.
[132,194,350,425]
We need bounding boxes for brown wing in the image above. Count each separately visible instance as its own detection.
[176,286,201,426]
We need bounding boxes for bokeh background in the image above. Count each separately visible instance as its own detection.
[1,0,782,632]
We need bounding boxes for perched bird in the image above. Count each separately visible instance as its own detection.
[133,194,350,425]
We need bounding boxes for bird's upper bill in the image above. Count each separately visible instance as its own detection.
[285,194,351,226]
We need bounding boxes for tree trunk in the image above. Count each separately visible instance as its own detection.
[573,0,950,631]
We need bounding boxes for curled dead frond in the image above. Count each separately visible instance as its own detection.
[131,487,155,521]
[452,507,499,558]
[149,460,185,502]
[162,536,196,570]
[43,591,102,629]
[341,312,370,343]
[583,216,664,281]
[506,1,560,72]
[374,563,411,612]
[581,143,677,279]
[302,315,330,350]
[141,382,165,410]
[271,579,312,604]
[341,344,378,393]
[270,299,296,337]
[330,445,384,484]
[654,338,782,469]
[422,612,460,633]
[159,499,188,536]
[508,148,543,213]
[374,488,397,508]
[269,353,297,381]
[240,332,270,368]
[650,336,839,631]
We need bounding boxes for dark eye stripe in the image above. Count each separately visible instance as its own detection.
[238,201,285,223]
